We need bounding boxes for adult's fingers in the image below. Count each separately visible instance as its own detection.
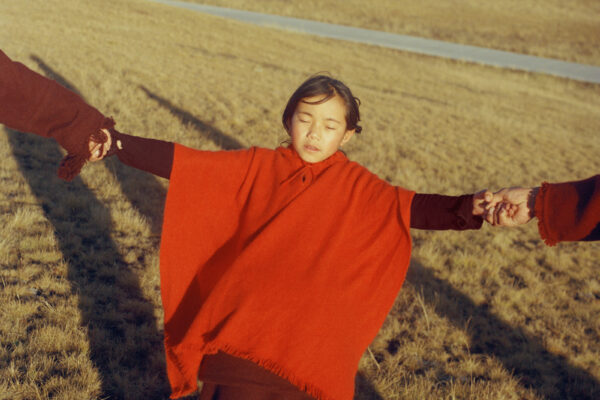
[490,202,507,226]
[100,129,112,158]
[497,204,510,226]
[88,142,103,161]
[485,205,496,225]
[88,129,112,161]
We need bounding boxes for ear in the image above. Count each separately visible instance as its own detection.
[340,129,355,146]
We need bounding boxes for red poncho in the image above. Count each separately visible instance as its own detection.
[159,144,414,399]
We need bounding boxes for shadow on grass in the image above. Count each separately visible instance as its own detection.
[10,56,171,399]
[354,372,385,400]
[30,55,168,234]
[139,85,245,151]
[7,129,170,399]
[406,260,600,400]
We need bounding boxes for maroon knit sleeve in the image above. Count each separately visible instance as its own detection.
[410,193,483,230]
[0,49,112,180]
[535,174,600,246]
[106,130,174,179]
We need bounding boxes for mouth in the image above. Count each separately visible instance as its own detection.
[304,144,319,152]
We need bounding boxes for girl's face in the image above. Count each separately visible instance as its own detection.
[289,94,355,163]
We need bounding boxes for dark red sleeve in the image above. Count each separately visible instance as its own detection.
[199,352,313,398]
[108,129,174,179]
[536,174,600,246]
[0,49,113,180]
[410,193,483,230]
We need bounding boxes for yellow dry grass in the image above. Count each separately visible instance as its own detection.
[190,0,600,66]
[0,0,599,399]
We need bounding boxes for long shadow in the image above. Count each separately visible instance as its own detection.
[13,57,170,398]
[6,129,170,399]
[30,56,168,234]
[405,259,600,400]
[139,85,244,150]
[354,372,385,400]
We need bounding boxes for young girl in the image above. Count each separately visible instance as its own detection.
[90,75,491,400]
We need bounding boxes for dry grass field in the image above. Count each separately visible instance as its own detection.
[190,0,600,66]
[1,0,599,399]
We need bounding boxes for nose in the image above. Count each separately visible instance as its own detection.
[307,121,321,140]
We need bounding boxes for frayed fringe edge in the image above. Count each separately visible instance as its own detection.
[57,153,87,181]
[166,343,203,399]
[56,117,115,181]
[535,182,557,246]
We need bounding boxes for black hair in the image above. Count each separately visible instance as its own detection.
[282,74,362,135]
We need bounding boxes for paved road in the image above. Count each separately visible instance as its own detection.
[150,0,600,84]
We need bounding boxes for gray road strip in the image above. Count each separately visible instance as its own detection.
[150,0,600,84]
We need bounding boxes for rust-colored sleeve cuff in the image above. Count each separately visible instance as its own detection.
[536,175,600,246]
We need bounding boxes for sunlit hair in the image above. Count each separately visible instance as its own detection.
[282,74,362,135]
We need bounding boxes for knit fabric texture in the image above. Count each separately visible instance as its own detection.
[536,174,600,246]
[159,144,415,399]
[0,49,112,180]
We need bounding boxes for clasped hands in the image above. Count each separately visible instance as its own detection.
[473,187,539,227]
[88,128,113,162]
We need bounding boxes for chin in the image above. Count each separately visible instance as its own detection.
[299,154,319,163]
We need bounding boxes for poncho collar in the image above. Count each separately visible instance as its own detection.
[275,145,347,187]
[277,145,347,169]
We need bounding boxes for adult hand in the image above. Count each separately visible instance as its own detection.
[88,128,112,161]
[485,187,538,227]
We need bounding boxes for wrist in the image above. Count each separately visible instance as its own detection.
[105,128,123,157]
[528,187,539,219]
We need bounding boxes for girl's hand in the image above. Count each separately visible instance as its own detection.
[472,189,494,216]
[88,128,112,161]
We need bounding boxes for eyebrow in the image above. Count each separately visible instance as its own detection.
[297,111,341,124]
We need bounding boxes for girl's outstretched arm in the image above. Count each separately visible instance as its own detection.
[410,192,486,230]
[91,128,174,179]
